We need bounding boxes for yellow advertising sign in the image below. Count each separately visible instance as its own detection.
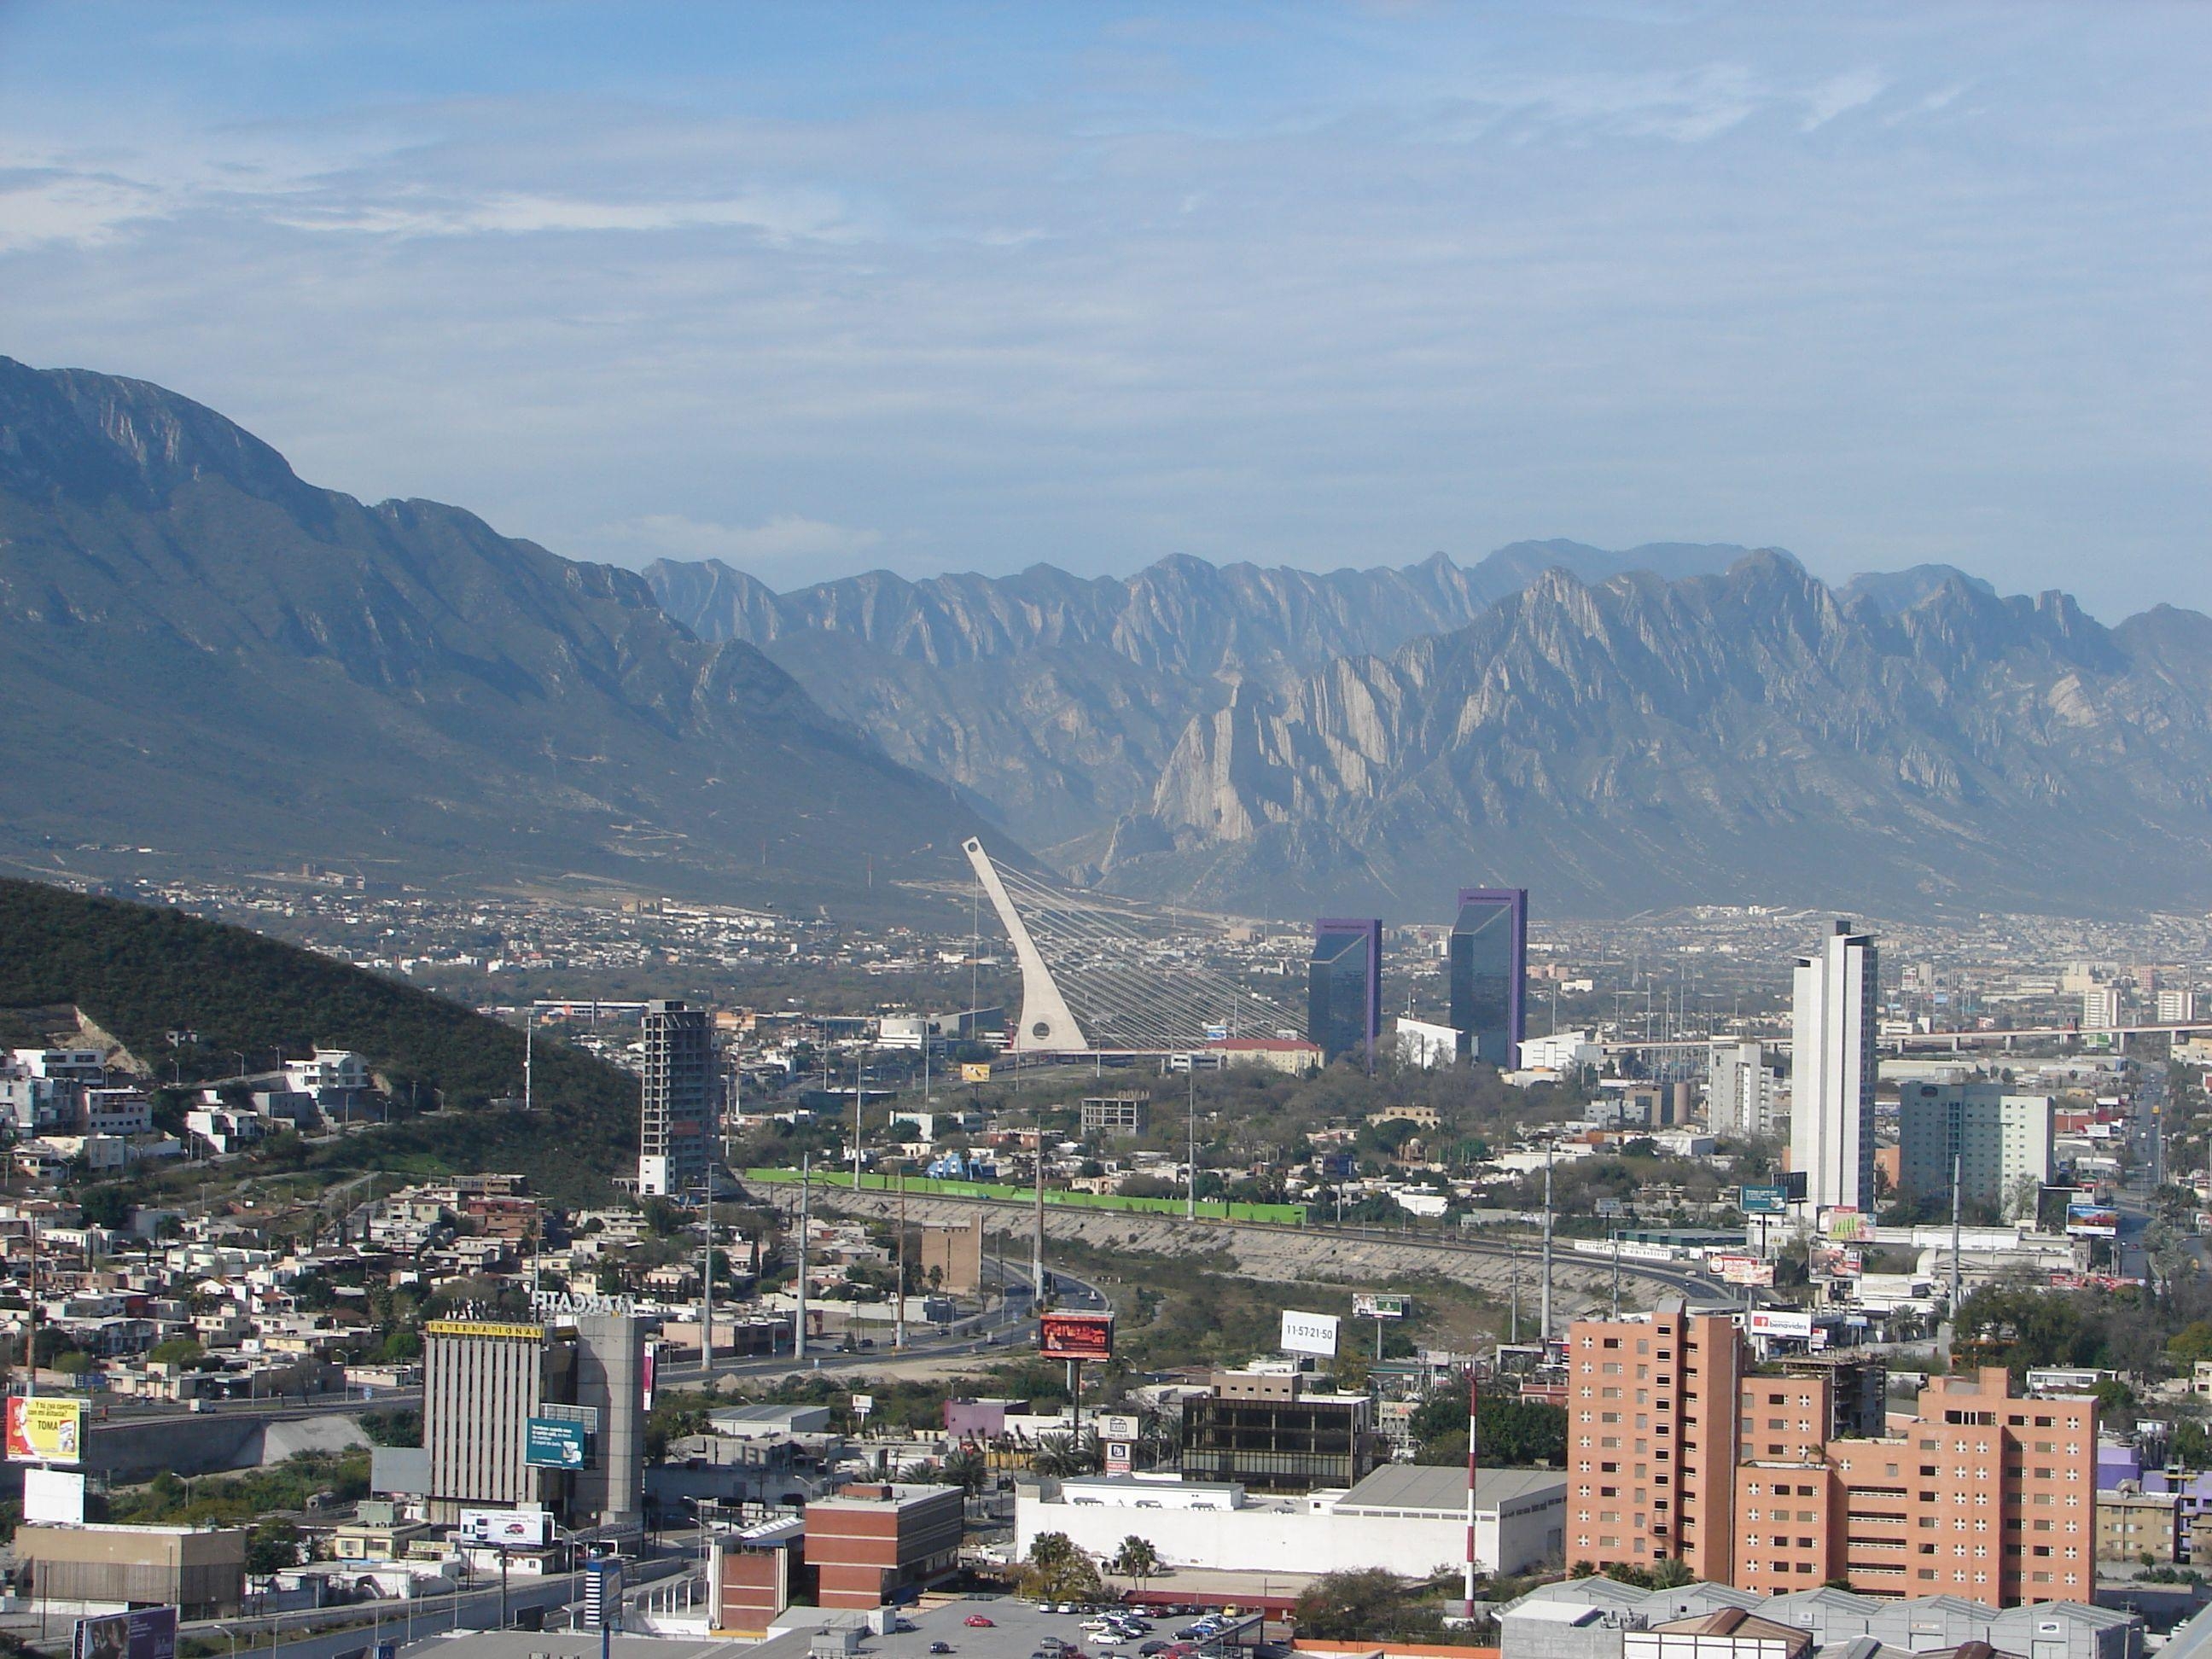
[7,1397,85,1464]
[960,1063,992,1083]
[423,1320,544,1342]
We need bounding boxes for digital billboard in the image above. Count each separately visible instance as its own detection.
[1279,1310,1341,1357]
[1039,1310,1115,1361]
[1351,1293,1410,1319]
[6,1398,84,1464]
[524,1417,588,1470]
[1738,1184,1789,1215]
[72,1608,176,1659]
[2066,1202,2120,1238]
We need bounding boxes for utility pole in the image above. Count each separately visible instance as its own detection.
[894,1173,908,1352]
[852,1046,865,1191]
[1950,1149,1964,1330]
[1033,1104,1046,1307]
[1540,1139,1555,1345]
[699,1189,713,1375]
[795,1153,810,1364]
[523,1010,533,1115]
[1610,1231,1621,1319]
[1508,1243,1520,1344]
[1186,1065,1197,1222]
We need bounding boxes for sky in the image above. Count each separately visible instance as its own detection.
[2,2,2206,616]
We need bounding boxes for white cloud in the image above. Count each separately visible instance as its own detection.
[271,187,859,244]
[1800,68,1889,131]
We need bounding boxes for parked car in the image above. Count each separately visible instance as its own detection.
[966,1617,997,1629]
[929,1644,954,1654]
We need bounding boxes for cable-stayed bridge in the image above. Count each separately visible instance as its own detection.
[963,837,1304,1055]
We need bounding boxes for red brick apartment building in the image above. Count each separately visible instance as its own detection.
[803,1481,965,1609]
[1567,1301,2094,1605]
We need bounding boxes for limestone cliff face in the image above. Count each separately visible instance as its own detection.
[1117,554,2212,917]
[647,539,1750,854]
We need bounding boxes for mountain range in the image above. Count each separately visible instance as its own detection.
[6,353,2210,921]
[0,357,987,910]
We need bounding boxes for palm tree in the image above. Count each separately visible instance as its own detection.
[941,1445,988,1495]
[1109,1536,1162,1584]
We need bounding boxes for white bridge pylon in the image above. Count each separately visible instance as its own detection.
[963,836,1091,1052]
[961,835,1301,1056]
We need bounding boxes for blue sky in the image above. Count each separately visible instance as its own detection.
[2,2,2205,615]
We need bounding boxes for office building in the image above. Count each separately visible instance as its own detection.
[2097,1483,2181,1564]
[1790,923,1877,1215]
[1079,1091,1150,1138]
[1179,1369,1378,1493]
[1567,1305,2096,1606]
[803,1481,964,1608]
[416,1313,644,1531]
[638,998,712,1196]
[1707,1041,1780,1139]
[1896,1085,2056,1210]
[2081,987,2122,1028]
[1307,918,1382,1067]
[1450,887,1528,1067]
[1563,1303,1746,1581]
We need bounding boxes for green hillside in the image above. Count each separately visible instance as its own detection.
[0,877,634,1202]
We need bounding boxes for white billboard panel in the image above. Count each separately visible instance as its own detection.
[1279,1310,1340,1357]
[23,1466,85,1525]
[1746,1308,1814,1340]
[459,1509,552,1550]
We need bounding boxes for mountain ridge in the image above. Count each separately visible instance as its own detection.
[1108,552,2212,916]
[0,356,993,910]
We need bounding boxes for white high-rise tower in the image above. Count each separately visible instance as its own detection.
[1790,920,1877,1215]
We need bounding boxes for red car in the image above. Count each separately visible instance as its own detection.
[965,1617,996,1629]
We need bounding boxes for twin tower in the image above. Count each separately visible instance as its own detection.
[1307,888,1528,1069]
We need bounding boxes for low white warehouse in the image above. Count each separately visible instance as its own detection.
[1016,1465,1566,1579]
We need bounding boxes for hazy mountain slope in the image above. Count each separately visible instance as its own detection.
[1110,554,2212,917]
[0,358,990,905]
[646,541,1752,853]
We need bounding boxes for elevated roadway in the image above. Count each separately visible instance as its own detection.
[771,1184,1732,1325]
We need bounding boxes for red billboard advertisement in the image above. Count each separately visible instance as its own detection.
[1039,1310,1115,1361]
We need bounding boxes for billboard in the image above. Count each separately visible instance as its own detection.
[1822,1207,1871,1243]
[1039,1311,1115,1361]
[641,1342,656,1413]
[1712,1254,1776,1287]
[1739,1184,1789,1215]
[1352,1293,1411,1319]
[1747,1308,1814,1340]
[72,1609,177,1659]
[961,1063,992,1083]
[24,1466,85,1525]
[6,1397,84,1464]
[1809,1244,1863,1280]
[460,1509,553,1550]
[1280,1310,1341,1357]
[524,1417,588,1470]
[2066,1202,2120,1238]
[1093,1412,1141,1441]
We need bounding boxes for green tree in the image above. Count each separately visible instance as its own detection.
[940,1446,987,1496]
[1109,1536,1162,1583]
[148,1337,204,1368]
[246,1519,302,1579]
[1290,1569,1441,1640]
[1016,1533,1106,1603]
